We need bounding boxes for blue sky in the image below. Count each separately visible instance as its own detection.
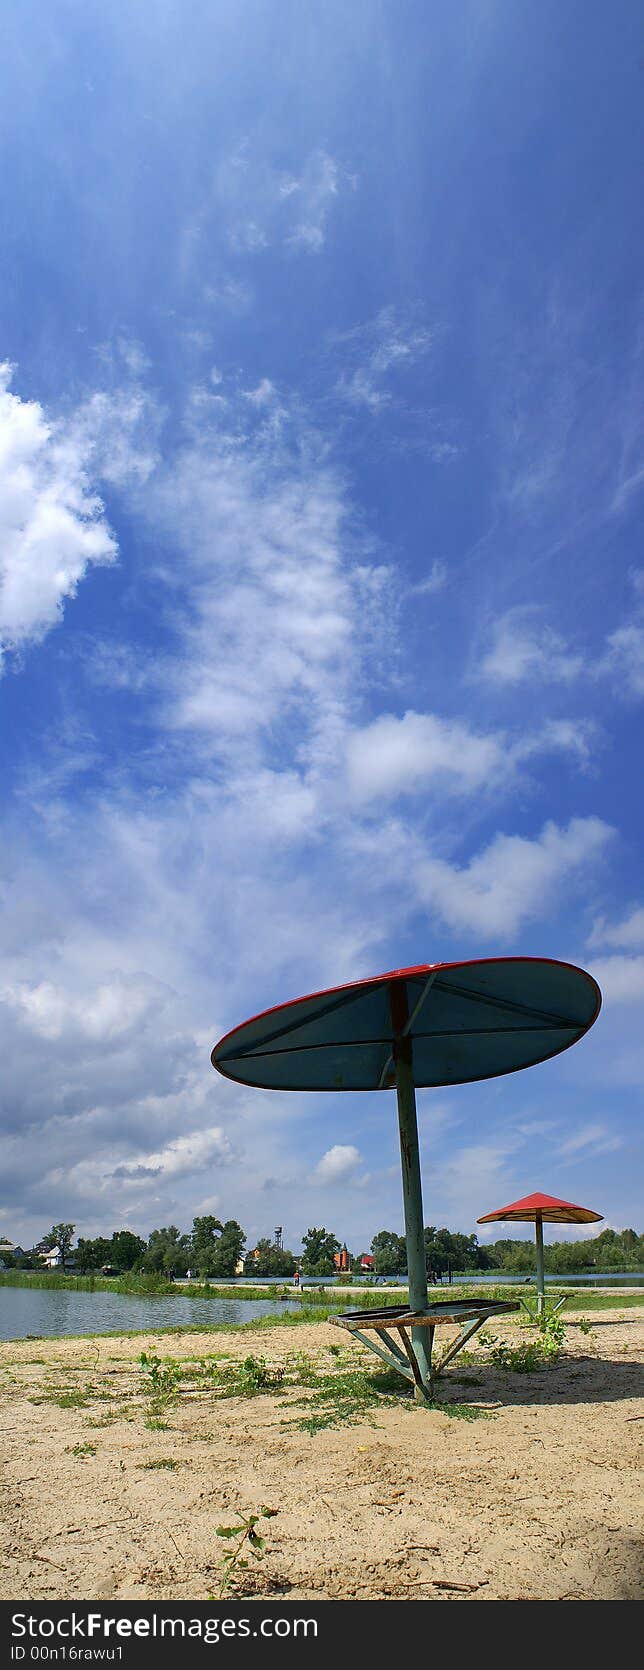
[1,1,643,1256]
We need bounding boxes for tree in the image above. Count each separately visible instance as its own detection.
[371,1229,407,1275]
[42,1223,76,1270]
[191,1215,224,1277]
[244,1238,296,1277]
[109,1230,146,1272]
[204,1220,246,1277]
[300,1227,340,1275]
[142,1226,191,1276]
[76,1237,112,1273]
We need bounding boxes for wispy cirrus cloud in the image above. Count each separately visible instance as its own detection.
[215,143,349,256]
[556,1122,622,1159]
[333,306,436,415]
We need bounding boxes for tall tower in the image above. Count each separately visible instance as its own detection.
[274,1226,283,1250]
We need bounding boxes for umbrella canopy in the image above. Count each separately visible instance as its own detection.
[477,1191,603,1226]
[211,956,601,1092]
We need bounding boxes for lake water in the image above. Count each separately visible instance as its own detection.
[0,1286,301,1342]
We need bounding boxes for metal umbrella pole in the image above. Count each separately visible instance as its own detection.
[393,1039,432,1398]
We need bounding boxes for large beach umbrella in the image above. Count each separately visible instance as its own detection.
[212,956,601,1393]
[477,1190,603,1314]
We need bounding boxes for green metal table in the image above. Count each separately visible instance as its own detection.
[331,1298,518,1393]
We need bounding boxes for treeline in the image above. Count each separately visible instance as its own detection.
[3,1220,642,1280]
[372,1225,644,1275]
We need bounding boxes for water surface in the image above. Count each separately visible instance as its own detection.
[0,1285,300,1342]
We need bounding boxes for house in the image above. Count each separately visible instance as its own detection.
[42,1245,62,1269]
[333,1246,351,1272]
[358,1253,374,1272]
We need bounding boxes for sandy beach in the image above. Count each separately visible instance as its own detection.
[1,1309,642,1603]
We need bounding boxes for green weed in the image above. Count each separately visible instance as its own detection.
[213,1506,278,1598]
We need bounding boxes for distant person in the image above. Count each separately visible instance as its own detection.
[293,1269,300,1288]
[186,1268,191,1281]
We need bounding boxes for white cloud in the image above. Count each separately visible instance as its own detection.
[598,622,644,697]
[140,389,391,780]
[588,906,644,950]
[414,816,613,938]
[2,973,164,1044]
[345,710,506,804]
[335,307,434,413]
[556,1122,622,1158]
[479,606,583,686]
[0,363,117,669]
[345,709,596,808]
[111,1125,234,1183]
[313,1145,363,1184]
[216,145,345,258]
[586,955,644,1004]
[69,387,162,487]
[410,560,448,596]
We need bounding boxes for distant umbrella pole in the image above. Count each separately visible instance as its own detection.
[534,1210,546,1316]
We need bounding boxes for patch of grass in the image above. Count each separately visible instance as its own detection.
[138,1457,181,1470]
[285,1364,402,1432]
[435,1401,492,1421]
[66,1441,98,1456]
[144,1416,170,1431]
[450,1373,484,1387]
[31,1387,90,1408]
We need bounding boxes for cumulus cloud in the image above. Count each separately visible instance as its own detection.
[0,363,117,668]
[414,816,613,938]
[345,709,596,807]
[345,710,506,804]
[111,1125,234,1183]
[2,972,163,1044]
[586,955,644,1004]
[312,1145,363,1184]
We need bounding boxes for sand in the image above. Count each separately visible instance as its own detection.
[1,1310,642,1603]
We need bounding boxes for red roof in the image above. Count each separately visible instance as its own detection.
[477,1191,603,1225]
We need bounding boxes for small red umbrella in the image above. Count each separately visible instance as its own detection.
[477,1191,603,1313]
